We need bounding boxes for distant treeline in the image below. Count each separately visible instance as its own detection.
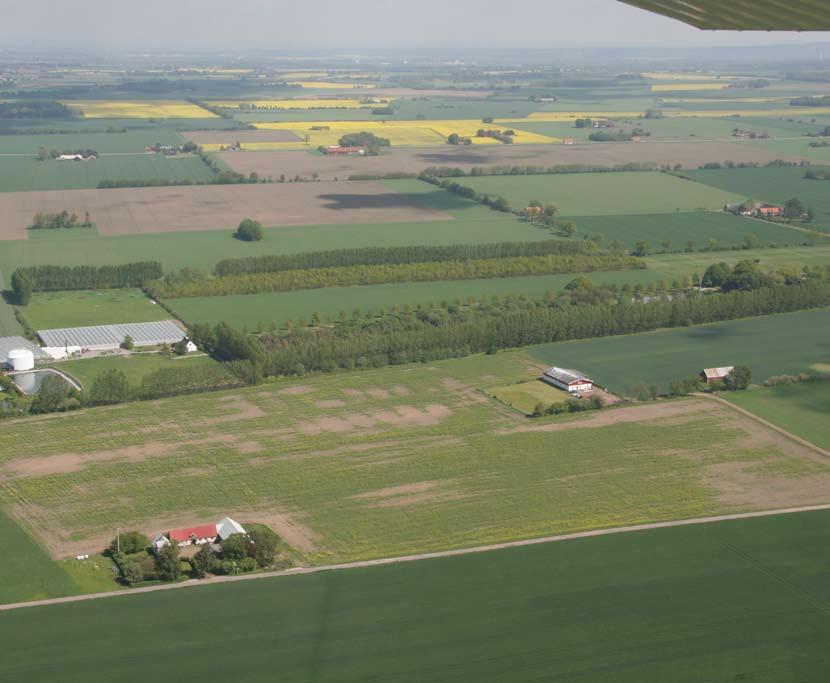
[790,95,830,107]
[150,254,643,299]
[214,240,595,276]
[192,283,830,377]
[421,162,657,178]
[13,262,162,293]
[0,100,75,120]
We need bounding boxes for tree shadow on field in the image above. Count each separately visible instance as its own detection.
[415,146,552,165]
[317,193,447,211]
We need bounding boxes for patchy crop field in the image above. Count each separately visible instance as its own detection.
[5,510,830,681]
[63,100,216,119]
[460,171,743,215]
[725,382,830,450]
[23,289,165,330]
[217,140,808,182]
[167,269,658,329]
[0,180,456,239]
[529,307,830,394]
[1,350,829,567]
[56,353,220,390]
[0,154,216,193]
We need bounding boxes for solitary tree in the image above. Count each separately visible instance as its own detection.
[235,218,264,241]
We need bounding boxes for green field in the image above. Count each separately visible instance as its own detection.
[529,307,830,394]
[0,154,216,192]
[460,171,743,216]
[23,289,166,329]
[726,382,830,449]
[0,129,184,154]
[3,510,830,681]
[56,352,219,389]
[486,378,566,414]
[686,166,830,232]
[758,138,830,163]
[167,269,658,328]
[0,509,78,605]
[0,217,549,287]
[574,211,808,250]
[0,295,23,336]
[0,349,824,572]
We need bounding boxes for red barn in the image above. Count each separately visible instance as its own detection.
[168,524,218,547]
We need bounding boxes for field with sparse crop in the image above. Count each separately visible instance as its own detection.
[56,353,220,390]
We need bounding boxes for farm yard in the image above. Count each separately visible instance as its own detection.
[459,171,743,215]
[2,349,830,574]
[0,180,460,239]
[0,154,216,193]
[529,307,830,394]
[3,509,830,682]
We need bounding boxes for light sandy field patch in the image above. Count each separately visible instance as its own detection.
[290,81,377,89]
[64,100,215,119]
[642,72,724,81]
[0,181,454,238]
[206,99,390,109]
[217,140,813,184]
[651,83,731,92]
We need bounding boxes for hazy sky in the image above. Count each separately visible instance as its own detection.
[0,0,827,51]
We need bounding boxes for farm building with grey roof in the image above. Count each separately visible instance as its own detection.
[38,320,185,351]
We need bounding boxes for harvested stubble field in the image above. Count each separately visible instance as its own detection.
[0,181,456,239]
[1,351,828,573]
[4,510,830,681]
[218,140,810,181]
[530,307,830,394]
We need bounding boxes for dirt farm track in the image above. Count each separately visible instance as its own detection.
[0,181,455,239]
[218,139,813,181]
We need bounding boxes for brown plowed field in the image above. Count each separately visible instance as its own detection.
[219,140,812,181]
[182,129,302,144]
[0,181,454,239]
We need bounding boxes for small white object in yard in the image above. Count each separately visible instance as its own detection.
[150,300,157,304]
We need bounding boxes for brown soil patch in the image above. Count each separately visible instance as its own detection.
[501,399,716,434]
[295,404,450,435]
[278,385,316,395]
[4,442,170,478]
[706,461,830,508]
[245,511,318,553]
[210,396,265,422]
[0,181,454,240]
[217,140,812,183]
[315,399,346,408]
[365,388,390,400]
[354,480,471,508]
[182,129,302,144]
[390,385,410,396]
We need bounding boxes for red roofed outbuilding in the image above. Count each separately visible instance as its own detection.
[168,524,218,547]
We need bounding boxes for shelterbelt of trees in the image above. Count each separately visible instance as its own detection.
[213,240,594,276]
[11,262,162,304]
[148,254,645,299]
[191,281,830,377]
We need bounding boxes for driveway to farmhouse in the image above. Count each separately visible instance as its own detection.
[4,503,830,612]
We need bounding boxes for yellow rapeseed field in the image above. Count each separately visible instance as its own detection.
[642,72,722,81]
[651,83,730,92]
[65,100,216,119]
[206,99,390,110]
[289,81,377,90]
[254,118,560,148]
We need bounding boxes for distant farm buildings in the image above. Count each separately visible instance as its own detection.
[701,366,734,383]
[153,517,246,552]
[541,367,594,393]
[56,154,96,161]
[38,320,187,353]
[322,145,365,156]
[727,201,783,218]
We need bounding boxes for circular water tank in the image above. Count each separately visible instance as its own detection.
[7,349,34,372]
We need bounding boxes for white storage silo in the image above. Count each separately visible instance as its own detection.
[7,349,35,372]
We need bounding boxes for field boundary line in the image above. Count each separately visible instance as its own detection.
[4,503,830,612]
[695,393,830,457]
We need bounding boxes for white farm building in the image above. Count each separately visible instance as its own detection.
[542,367,594,393]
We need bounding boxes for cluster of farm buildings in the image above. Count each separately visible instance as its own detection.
[540,365,736,395]
[152,517,246,553]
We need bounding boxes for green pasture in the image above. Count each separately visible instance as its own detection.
[573,211,809,250]
[0,128,184,154]
[0,216,549,287]
[56,352,218,390]
[0,154,216,192]
[0,349,822,572]
[3,510,830,681]
[757,138,830,163]
[459,171,743,216]
[726,382,830,449]
[0,508,78,605]
[686,166,830,231]
[529,307,830,394]
[486,378,566,414]
[23,289,165,329]
[0,117,242,133]
[167,270,657,328]
[0,296,23,336]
